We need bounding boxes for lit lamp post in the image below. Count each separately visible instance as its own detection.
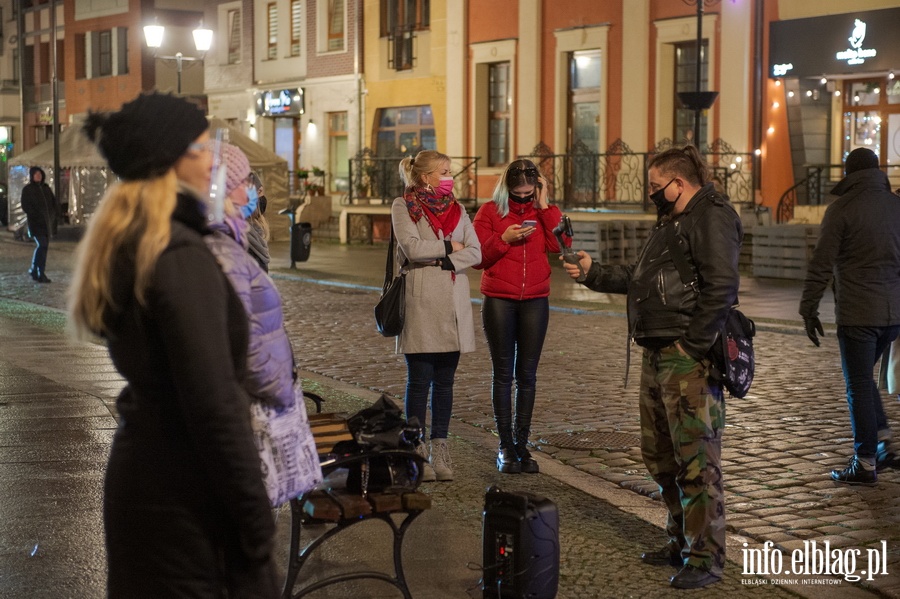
[143,22,213,95]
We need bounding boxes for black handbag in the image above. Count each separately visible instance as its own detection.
[708,308,755,398]
[374,227,406,337]
[338,395,424,495]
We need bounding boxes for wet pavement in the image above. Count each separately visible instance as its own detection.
[0,231,896,598]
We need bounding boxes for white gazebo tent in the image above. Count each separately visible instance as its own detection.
[7,119,291,236]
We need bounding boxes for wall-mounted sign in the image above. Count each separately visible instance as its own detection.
[256,88,305,117]
[769,8,900,78]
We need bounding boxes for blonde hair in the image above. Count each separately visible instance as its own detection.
[398,150,450,189]
[68,172,178,338]
[250,210,270,240]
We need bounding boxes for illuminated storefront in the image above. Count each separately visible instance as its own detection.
[770,7,900,178]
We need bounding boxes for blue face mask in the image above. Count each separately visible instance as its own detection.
[239,186,259,219]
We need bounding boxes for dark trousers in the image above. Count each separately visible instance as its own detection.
[837,325,900,459]
[481,296,549,435]
[404,352,460,440]
[31,234,49,274]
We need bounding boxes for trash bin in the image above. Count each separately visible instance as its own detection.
[291,222,312,264]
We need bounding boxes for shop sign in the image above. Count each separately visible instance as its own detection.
[256,88,304,116]
[835,19,876,66]
[769,8,900,78]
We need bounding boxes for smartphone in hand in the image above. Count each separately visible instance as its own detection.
[522,219,537,229]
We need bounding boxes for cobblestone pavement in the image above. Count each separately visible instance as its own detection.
[0,233,896,597]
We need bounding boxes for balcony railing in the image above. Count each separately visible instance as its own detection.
[518,138,756,211]
[387,25,416,71]
[348,148,479,207]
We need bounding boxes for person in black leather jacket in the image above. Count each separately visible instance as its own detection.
[800,148,900,485]
[564,146,742,590]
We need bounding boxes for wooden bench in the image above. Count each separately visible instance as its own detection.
[281,401,431,599]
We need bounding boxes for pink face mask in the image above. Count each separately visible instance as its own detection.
[434,177,454,197]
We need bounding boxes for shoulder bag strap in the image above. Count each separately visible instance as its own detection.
[383,227,395,293]
[665,220,697,289]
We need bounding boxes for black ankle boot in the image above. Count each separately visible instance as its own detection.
[29,268,39,281]
[515,438,539,473]
[497,433,521,474]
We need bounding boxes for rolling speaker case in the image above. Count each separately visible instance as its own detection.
[482,486,559,599]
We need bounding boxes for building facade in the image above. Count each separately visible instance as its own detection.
[203,0,362,199]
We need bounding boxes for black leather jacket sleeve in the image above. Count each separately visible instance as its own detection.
[581,261,633,295]
[679,199,743,360]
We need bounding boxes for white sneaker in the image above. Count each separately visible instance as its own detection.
[415,441,436,482]
[430,439,453,481]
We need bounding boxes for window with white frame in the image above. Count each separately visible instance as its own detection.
[326,0,345,52]
[75,28,127,79]
[470,40,515,170]
[267,3,278,59]
[227,8,241,64]
[290,0,301,57]
[488,62,510,167]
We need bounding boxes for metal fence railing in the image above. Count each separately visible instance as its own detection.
[518,138,756,211]
[776,163,900,223]
[347,148,480,207]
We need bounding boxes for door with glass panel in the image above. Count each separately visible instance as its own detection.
[568,50,600,206]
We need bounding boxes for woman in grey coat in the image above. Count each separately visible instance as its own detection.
[392,150,481,482]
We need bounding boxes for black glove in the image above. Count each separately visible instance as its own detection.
[803,316,824,347]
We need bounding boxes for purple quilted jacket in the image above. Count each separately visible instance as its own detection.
[205,218,294,409]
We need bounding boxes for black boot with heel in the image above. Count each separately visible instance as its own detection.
[515,389,539,474]
[494,396,521,474]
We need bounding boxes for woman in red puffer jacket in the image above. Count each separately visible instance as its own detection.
[473,159,569,475]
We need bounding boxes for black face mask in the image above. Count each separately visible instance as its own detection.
[649,179,678,217]
[509,193,535,205]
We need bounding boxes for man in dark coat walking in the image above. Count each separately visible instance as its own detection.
[20,166,57,283]
[800,148,900,485]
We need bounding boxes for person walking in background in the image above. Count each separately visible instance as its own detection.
[392,150,481,482]
[21,166,58,283]
[800,147,900,485]
[473,159,568,474]
[71,93,279,598]
[563,146,742,590]
[246,171,271,272]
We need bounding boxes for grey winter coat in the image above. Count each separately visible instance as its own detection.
[391,197,482,354]
[205,218,294,409]
[800,168,900,326]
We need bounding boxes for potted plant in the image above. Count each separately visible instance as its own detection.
[296,168,310,179]
[311,166,325,177]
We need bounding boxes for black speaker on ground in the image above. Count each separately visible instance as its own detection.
[482,485,559,599]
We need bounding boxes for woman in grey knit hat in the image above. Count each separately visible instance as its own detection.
[70,93,279,598]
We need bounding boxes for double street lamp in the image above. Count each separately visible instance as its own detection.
[143,22,213,95]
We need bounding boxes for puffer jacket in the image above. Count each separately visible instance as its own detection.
[473,200,566,299]
[581,184,743,361]
[800,168,900,326]
[205,216,294,409]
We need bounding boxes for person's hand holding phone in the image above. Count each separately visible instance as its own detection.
[502,223,534,243]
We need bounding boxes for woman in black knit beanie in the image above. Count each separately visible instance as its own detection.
[70,92,279,598]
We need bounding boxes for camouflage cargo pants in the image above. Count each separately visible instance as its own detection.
[639,344,726,576]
